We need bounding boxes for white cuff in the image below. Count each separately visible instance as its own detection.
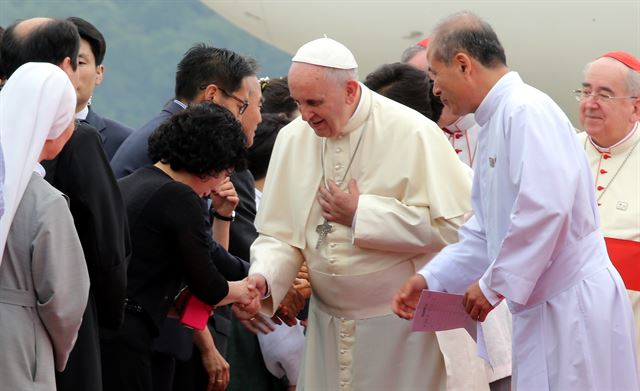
[478,278,503,306]
[417,268,444,292]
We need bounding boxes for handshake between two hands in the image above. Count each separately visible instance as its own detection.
[229,275,265,319]
[233,272,311,335]
[174,275,264,330]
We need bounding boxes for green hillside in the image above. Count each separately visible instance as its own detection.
[0,0,292,128]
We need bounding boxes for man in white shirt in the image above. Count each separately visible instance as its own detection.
[393,12,638,390]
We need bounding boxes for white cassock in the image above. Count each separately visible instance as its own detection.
[444,113,513,384]
[578,124,640,375]
[420,72,639,390]
[250,84,492,391]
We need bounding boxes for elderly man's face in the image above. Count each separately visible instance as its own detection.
[580,59,639,145]
[288,62,355,138]
[239,76,263,147]
[427,50,471,117]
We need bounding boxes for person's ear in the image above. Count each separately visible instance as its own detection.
[59,57,79,88]
[453,52,471,74]
[345,80,359,104]
[200,84,220,103]
[630,97,640,122]
[95,64,104,86]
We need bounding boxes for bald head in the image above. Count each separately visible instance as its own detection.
[1,17,80,78]
[13,17,50,36]
[428,12,506,68]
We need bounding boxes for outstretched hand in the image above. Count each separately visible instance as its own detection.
[232,274,266,320]
[392,274,428,320]
[237,313,276,335]
[275,285,305,326]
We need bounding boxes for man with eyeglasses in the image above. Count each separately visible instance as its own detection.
[111,44,253,179]
[576,51,640,367]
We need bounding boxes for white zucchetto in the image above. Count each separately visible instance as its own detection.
[292,37,358,70]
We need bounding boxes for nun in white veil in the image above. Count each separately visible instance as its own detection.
[0,62,90,390]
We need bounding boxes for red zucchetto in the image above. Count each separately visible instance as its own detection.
[600,51,640,71]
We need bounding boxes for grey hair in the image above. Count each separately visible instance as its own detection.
[629,70,640,96]
[400,45,426,63]
[323,67,358,86]
[429,11,506,68]
[584,57,640,96]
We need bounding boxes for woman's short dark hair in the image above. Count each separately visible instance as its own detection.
[364,62,434,120]
[148,102,247,176]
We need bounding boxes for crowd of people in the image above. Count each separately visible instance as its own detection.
[0,10,638,391]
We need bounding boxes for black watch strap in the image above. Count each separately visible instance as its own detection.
[211,210,234,222]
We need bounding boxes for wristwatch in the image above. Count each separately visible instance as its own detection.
[211,210,235,222]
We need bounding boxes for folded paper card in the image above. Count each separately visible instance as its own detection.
[410,289,477,341]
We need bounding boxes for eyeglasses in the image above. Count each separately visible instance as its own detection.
[219,88,249,115]
[573,89,638,103]
[199,84,249,115]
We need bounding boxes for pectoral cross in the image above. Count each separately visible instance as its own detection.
[315,219,334,250]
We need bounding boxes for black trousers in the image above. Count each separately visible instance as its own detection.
[101,313,154,391]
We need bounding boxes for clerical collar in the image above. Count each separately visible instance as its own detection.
[350,82,365,119]
[76,105,89,121]
[337,82,370,136]
[443,113,477,134]
[588,122,639,154]
[475,71,521,127]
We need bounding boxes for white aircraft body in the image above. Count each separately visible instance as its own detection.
[201,0,639,126]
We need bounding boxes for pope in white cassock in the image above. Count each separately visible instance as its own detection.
[393,12,639,391]
[246,36,493,390]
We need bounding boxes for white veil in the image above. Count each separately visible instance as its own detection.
[0,62,77,266]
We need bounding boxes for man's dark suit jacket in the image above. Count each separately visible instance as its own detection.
[229,170,259,262]
[85,107,134,160]
[111,100,183,179]
[42,123,130,391]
